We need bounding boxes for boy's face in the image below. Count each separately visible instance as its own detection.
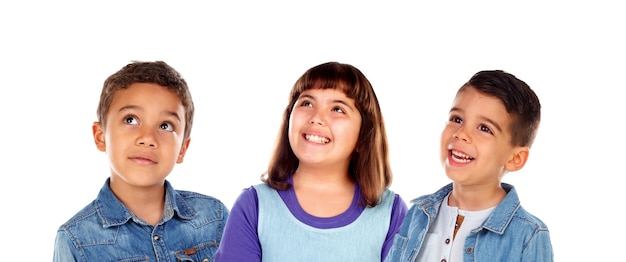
[92,83,190,189]
[440,87,526,187]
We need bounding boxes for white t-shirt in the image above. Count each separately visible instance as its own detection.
[415,193,495,262]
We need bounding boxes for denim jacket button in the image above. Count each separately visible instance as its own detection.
[153,235,160,241]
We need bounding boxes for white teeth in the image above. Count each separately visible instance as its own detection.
[305,134,329,144]
[451,150,474,163]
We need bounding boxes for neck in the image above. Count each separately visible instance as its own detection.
[109,179,166,225]
[449,183,506,211]
[293,168,353,189]
[294,162,351,181]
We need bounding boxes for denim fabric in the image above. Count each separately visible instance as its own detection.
[385,183,553,262]
[53,178,228,262]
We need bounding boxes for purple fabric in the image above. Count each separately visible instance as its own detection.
[214,182,408,262]
[277,181,367,228]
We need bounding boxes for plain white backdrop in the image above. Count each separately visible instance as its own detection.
[1,1,622,260]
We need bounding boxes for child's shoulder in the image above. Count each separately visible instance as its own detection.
[409,183,453,205]
[490,183,550,232]
[172,189,228,218]
[57,199,100,231]
[174,190,227,206]
[511,205,550,229]
[176,189,220,199]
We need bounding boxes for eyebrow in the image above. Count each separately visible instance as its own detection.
[450,107,503,133]
[118,105,182,122]
[299,94,357,112]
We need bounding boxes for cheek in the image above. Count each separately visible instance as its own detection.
[337,122,361,146]
[287,115,298,145]
[439,129,454,162]
[439,147,449,165]
[352,124,362,142]
[104,132,119,150]
[288,109,309,129]
[348,116,362,138]
[287,114,295,131]
[162,134,185,149]
[440,128,451,147]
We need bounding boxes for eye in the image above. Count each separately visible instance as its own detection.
[160,122,174,132]
[301,101,312,107]
[332,106,345,113]
[124,116,139,125]
[449,115,462,124]
[478,124,493,134]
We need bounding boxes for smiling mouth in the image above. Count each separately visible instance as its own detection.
[305,134,330,144]
[450,150,474,163]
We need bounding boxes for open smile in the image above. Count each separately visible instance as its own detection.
[304,134,330,144]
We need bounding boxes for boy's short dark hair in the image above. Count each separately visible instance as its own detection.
[460,70,541,147]
[96,61,195,140]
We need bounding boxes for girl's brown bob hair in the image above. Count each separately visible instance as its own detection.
[262,62,392,207]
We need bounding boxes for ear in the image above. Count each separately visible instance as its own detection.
[176,137,191,164]
[505,146,529,172]
[92,122,106,152]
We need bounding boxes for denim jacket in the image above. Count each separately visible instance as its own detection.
[53,178,229,262]
[385,183,553,262]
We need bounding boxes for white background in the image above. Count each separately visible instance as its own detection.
[1,1,622,260]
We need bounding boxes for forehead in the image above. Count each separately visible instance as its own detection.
[299,87,350,99]
[298,88,358,107]
[453,88,511,126]
[109,83,184,113]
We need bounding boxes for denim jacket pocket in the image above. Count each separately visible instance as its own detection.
[387,233,410,261]
[174,241,219,262]
[391,233,409,251]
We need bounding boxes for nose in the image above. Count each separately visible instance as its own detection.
[309,109,325,126]
[453,126,471,143]
[136,127,158,148]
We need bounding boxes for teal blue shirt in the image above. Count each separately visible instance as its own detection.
[255,183,396,262]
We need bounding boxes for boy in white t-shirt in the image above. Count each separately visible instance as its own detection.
[386,70,554,262]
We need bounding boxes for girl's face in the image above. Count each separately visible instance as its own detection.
[288,88,362,170]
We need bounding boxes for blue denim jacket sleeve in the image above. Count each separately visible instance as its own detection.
[521,228,553,262]
[53,230,79,261]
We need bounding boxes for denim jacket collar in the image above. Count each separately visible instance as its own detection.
[95,178,198,227]
[412,182,520,234]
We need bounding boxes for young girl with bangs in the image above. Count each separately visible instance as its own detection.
[215,61,407,262]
